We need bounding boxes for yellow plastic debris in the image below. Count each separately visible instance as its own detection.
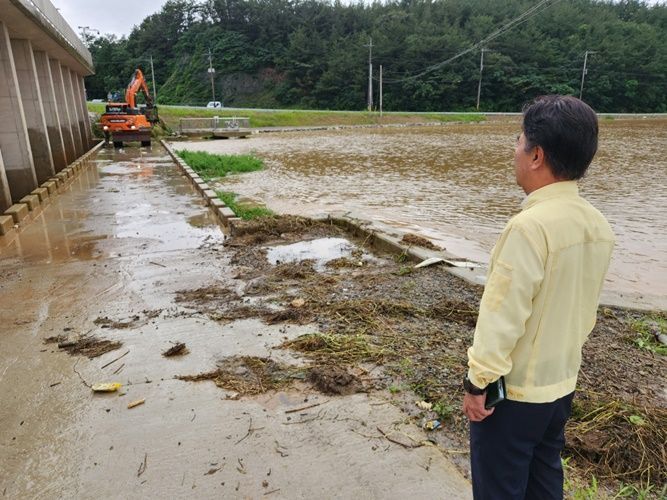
[91,382,122,392]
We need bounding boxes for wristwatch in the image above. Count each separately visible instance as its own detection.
[463,375,486,395]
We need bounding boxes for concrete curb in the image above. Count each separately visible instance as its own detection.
[328,215,487,289]
[160,140,242,230]
[1,140,105,239]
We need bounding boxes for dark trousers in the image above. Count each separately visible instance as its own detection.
[470,392,574,500]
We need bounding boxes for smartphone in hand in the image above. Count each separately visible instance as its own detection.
[485,376,506,409]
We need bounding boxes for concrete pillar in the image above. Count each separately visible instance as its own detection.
[0,22,36,208]
[10,39,55,184]
[63,67,83,157]
[49,59,76,163]
[34,50,66,172]
[73,73,91,148]
[0,148,12,211]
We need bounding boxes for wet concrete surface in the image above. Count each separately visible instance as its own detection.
[174,118,667,311]
[0,145,471,498]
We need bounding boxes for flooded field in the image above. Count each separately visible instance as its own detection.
[175,117,667,310]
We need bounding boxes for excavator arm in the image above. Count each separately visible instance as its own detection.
[125,69,153,109]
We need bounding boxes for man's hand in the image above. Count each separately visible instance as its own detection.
[463,393,494,422]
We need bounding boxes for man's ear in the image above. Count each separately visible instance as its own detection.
[530,145,546,169]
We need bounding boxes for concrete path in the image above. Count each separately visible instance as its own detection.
[0,145,472,499]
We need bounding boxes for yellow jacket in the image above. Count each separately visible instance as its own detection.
[467,181,614,403]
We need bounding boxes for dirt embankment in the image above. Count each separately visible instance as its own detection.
[172,215,666,494]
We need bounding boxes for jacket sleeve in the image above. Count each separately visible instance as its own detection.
[467,222,546,388]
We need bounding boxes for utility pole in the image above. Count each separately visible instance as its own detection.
[379,65,383,117]
[579,50,596,100]
[77,26,99,46]
[476,48,488,111]
[364,38,373,111]
[207,47,216,103]
[149,55,157,101]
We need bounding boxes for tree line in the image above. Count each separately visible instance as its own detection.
[84,0,667,112]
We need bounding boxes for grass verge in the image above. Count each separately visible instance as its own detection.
[176,150,263,180]
[216,191,274,220]
[88,102,485,129]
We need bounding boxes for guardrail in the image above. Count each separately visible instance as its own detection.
[178,117,250,135]
[10,0,93,70]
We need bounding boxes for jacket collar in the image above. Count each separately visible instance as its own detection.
[522,181,579,210]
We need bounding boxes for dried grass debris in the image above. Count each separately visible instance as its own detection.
[56,335,122,358]
[163,342,188,357]
[565,391,666,486]
[176,356,303,395]
[401,233,441,250]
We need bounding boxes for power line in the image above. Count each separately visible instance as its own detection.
[382,0,561,84]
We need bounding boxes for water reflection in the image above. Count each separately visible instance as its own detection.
[178,118,667,306]
[0,147,221,265]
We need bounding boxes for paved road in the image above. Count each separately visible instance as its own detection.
[0,145,472,499]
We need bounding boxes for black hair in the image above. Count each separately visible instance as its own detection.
[522,95,598,180]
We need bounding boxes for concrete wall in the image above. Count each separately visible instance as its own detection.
[0,3,94,211]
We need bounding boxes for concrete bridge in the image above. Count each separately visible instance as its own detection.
[0,0,94,213]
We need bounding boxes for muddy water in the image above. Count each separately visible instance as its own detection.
[176,118,667,309]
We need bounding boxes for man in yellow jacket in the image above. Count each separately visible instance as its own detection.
[463,95,614,499]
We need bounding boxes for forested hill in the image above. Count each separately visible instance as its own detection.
[84,0,667,113]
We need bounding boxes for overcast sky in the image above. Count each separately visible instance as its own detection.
[52,0,166,38]
[53,0,666,38]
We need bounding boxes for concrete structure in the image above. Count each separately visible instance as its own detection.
[0,0,94,212]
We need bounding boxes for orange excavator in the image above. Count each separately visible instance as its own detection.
[100,69,159,147]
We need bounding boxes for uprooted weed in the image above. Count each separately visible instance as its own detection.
[565,391,666,487]
[281,332,392,364]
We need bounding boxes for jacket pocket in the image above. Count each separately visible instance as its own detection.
[483,261,513,312]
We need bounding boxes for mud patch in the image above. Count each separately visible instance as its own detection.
[308,365,363,395]
[176,356,304,395]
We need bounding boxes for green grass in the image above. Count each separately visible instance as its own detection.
[432,401,455,421]
[88,102,485,129]
[630,316,667,356]
[176,150,264,180]
[216,191,274,220]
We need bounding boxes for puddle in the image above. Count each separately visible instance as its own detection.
[266,237,354,269]
[187,212,217,228]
